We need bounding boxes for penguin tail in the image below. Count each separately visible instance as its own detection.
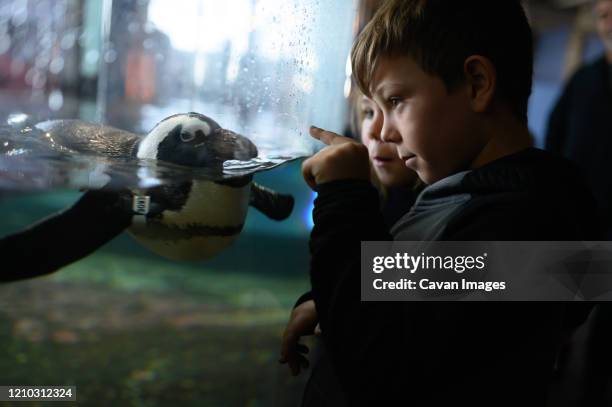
[249,182,294,221]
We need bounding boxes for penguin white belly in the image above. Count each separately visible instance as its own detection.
[127,180,251,260]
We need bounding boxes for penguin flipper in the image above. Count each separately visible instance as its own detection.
[249,182,294,221]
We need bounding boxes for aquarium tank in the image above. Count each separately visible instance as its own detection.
[0,0,357,405]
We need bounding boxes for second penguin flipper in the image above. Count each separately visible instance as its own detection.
[249,182,294,221]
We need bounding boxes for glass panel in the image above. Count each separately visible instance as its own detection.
[0,0,357,404]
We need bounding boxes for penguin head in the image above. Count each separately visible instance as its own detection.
[136,112,258,168]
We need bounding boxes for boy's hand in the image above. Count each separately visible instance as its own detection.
[279,299,318,376]
[302,126,370,190]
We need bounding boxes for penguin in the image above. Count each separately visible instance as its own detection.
[30,112,295,261]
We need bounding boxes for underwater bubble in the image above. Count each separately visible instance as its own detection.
[48,90,64,111]
[143,38,155,49]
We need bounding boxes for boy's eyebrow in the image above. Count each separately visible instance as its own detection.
[372,81,411,95]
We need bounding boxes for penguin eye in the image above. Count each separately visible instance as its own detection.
[180,132,196,142]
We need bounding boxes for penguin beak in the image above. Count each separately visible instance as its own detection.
[212,128,258,161]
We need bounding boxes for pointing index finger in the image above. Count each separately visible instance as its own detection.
[309,126,347,146]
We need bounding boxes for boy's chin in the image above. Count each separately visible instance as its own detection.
[417,170,446,186]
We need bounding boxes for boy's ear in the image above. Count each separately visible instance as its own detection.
[463,55,496,113]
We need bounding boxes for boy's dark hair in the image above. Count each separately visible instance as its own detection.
[351,0,533,124]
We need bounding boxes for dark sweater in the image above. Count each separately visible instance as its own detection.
[309,148,601,406]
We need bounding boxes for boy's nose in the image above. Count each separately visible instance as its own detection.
[380,121,401,144]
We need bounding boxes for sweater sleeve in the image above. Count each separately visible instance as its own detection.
[0,190,132,282]
[309,179,407,403]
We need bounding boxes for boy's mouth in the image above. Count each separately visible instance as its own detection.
[372,156,393,166]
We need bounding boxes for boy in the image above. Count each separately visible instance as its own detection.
[300,0,601,405]
[280,91,421,406]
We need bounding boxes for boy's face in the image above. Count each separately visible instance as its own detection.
[369,55,480,184]
[359,96,418,188]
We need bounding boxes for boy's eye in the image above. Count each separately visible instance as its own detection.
[388,97,402,108]
[362,108,374,119]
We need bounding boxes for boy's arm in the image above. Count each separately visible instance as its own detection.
[0,190,132,282]
[309,181,393,318]
[303,128,406,401]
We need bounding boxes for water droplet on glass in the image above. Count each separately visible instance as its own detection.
[31,70,46,89]
[35,54,50,69]
[0,35,10,54]
[144,22,155,34]
[60,32,76,50]
[128,21,139,33]
[49,57,64,75]
[48,89,64,111]
[104,49,117,63]
[85,49,99,66]
[11,7,27,27]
